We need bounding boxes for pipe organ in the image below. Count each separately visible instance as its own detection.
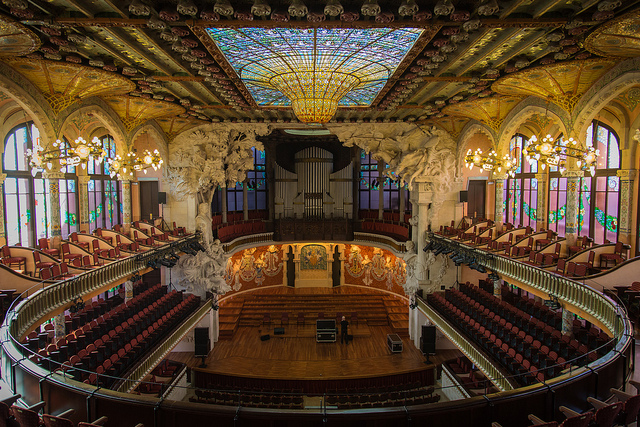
[274,147,353,219]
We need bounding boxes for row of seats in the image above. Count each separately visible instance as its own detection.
[358,210,412,223]
[429,292,569,386]
[325,386,439,408]
[191,390,304,409]
[212,211,268,226]
[216,220,266,242]
[445,357,499,395]
[360,220,409,241]
[1,394,112,427]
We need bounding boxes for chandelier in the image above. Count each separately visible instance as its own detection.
[108,149,163,178]
[25,137,107,176]
[464,148,518,177]
[522,134,598,175]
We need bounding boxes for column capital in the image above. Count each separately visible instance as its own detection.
[563,170,584,179]
[78,175,92,184]
[42,171,66,180]
[118,174,134,182]
[616,169,637,180]
[492,172,508,181]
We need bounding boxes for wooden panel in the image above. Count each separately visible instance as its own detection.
[467,180,486,219]
[139,180,159,221]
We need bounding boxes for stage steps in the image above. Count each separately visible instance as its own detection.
[218,287,409,338]
[219,299,243,339]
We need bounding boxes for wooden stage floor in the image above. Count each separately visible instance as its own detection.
[169,323,458,382]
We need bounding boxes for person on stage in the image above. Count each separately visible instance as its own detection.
[340,315,349,344]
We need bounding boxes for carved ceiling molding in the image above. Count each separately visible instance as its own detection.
[326,122,457,194]
[0,61,55,147]
[584,9,640,58]
[0,14,40,57]
[61,98,130,148]
[498,97,569,154]
[573,58,640,137]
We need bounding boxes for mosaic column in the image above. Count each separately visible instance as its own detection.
[0,173,6,245]
[78,175,91,232]
[412,180,434,284]
[43,170,65,240]
[535,172,548,231]
[53,313,66,339]
[120,176,132,231]
[564,170,583,247]
[489,273,502,300]
[493,173,507,234]
[616,170,636,243]
[561,306,574,336]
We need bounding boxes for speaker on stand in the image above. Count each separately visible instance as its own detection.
[194,327,210,368]
[420,325,436,363]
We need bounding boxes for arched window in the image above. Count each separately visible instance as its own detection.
[87,135,120,230]
[504,134,537,228]
[3,122,48,246]
[584,121,620,244]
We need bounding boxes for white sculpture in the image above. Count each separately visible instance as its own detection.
[401,240,420,296]
[634,128,640,144]
[167,123,271,294]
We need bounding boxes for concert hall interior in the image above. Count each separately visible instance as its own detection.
[1,0,640,426]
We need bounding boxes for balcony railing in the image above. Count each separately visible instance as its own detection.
[7,235,199,339]
[427,233,628,339]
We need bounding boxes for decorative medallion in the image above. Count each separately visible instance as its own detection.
[0,14,40,57]
[585,9,640,58]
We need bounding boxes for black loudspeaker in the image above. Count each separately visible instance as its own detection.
[260,334,271,341]
[194,327,210,357]
[158,192,167,204]
[274,327,285,335]
[420,325,436,355]
[459,190,468,203]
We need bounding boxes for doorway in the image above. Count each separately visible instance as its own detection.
[467,180,486,220]
[139,180,159,221]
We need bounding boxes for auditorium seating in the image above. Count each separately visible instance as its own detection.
[216,220,266,242]
[360,220,409,241]
[428,282,612,387]
[358,210,412,224]
[24,281,200,389]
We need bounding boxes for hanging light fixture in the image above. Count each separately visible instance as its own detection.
[465,148,518,177]
[25,136,108,177]
[108,148,163,178]
[522,134,599,176]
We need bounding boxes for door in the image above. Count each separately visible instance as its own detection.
[467,180,486,220]
[139,180,159,220]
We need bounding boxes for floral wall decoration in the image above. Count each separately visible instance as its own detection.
[343,244,407,295]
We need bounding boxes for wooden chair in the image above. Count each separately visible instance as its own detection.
[600,242,628,268]
[1,246,26,271]
[60,243,82,264]
[37,238,60,258]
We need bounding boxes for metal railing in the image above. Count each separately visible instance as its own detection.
[427,233,627,338]
[8,235,199,339]
[416,298,515,392]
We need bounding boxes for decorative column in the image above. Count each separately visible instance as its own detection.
[352,151,361,220]
[242,179,249,221]
[53,313,66,339]
[564,170,583,246]
[120,176,132,231]
[616,170,636,243]
[378,160,384,220]
[489,272,502,300]
[535,171,548,231]
[493,173,507,233]
[561,306,573,336]
[43,170,65,244]
[78,175,91,232]
[221,187,228,223]
[0,173,6,245]
[412,179,434,285]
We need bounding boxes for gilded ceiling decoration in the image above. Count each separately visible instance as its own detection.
[4,58,135,115]
[0,14,39,57]
[585,9,640,58]
[102,95,186,133]
[491,58,619,113]
[441,95,522,132]
[616,87,640,111]
[156,116,202,141]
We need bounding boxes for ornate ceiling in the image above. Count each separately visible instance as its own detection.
[0,0,638,131]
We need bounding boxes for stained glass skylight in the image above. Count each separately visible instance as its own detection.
[206,27,423,123]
